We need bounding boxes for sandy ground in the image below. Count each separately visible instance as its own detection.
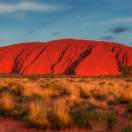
[0,117,91,132]
[0,104,127,132]
[0,116,125,132]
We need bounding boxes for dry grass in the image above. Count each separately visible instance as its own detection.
[27,100,49,128]
[1,92,15,111]
[0,77,131,131]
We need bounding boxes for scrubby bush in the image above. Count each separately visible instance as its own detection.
[1,92,15,111]
[80,90,90,99]
[106,112,117,130]
[47,111,61,129]
[70,110,108,129]
[127,102,132,113]
[119,65,132,75]
[70,110,91,128]
[121,125,132,132]
[90,90,107,101]
[26,100,49,129]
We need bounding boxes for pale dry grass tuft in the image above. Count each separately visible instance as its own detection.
[53,98,72,126]
[21,85,44,97]
[28,100,49,127]
[1,92,15,111]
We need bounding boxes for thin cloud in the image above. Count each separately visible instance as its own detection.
[106,17,132,24]
[0,2,65,13]
[92,17,132,26]
[51,31,61,37]
[129,42,132,46]
[101,36,115,41]
[15,12,26,19]
[27,29,36,35]
[110,25,130,34]
[0,37,8,42]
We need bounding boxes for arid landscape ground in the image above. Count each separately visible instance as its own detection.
[0,75,131,132]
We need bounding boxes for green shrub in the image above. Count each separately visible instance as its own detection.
[47,111,64,130]
[121,125,132,132]
[107,99,119,105]
[71,110,106,129]
[11,87,22,96]
[90,90,106,101]
[70,110,91,128]
[0,107,6,116]
[80,90,89,99]
[25,119,44,129]
[127,102,132,113]
[106,112,117,130]
[0,87,10,94]
[11,105,28,120]
[119,65,132,75]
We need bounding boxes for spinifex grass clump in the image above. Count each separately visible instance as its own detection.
[79,89,90,99]
[26,100,49,129]
[0,92,15,116]
[47,110,71,129]
[121,125,132,132]
[1,92,15,111]
[127,102,132,113]
[106,112,117,130]
[0,77,131,131]
[70,110,92,128]
[25,98,71,129]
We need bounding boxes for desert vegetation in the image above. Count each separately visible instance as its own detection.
[0,76,131,131]
[119,65,132,75]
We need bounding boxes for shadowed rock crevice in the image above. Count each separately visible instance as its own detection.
[12,48,26,73]
[64,48,93,75]
[112,47,128,66]
[51,46,70,74]
[21,45,48,73]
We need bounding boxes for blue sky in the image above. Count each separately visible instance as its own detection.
[0,0,132,46]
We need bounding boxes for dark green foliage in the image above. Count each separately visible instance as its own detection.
[107,99,118,105]
[119,66,132,75]
[127,102,132,113]
[70,110,91,128]
[80,90,89,99]
[47,111,64,130]
[90,90,107,101]
[121,125,132,132]
[116,96,130,104]
[0,87,10,94]
[106,112,117,130]
[48,82,70,99]
[0,107,6,116]
[25,119,44,129]
[70,110,106,128]
[11,106,28,120]
[11,87,22,96]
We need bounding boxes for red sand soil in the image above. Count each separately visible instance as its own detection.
[0,39,131,76]
[0,106,127,132]
[0,117,90,132]
[0,117,40,132]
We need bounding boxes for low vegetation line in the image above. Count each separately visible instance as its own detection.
[0,73,132,79]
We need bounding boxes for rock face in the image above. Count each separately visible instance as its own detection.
[0,39,131,76]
